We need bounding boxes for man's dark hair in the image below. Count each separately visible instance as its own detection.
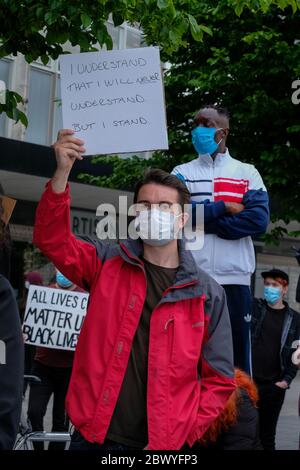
[196,104,230,120]
[134,169,190,209]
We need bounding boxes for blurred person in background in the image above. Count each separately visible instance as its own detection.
[27,268,85,450]
[0,192,23,449]
[251,268,300,450]
[292,247,300,449]
[20,271,44,394]
[293,247,300,304]
[194,369,261,450]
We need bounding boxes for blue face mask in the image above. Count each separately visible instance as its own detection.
[264,286,282,305]
[56,271,73,289]
[191,126,223,156]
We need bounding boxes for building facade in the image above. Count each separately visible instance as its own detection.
[0,21,299,311]
[0,21,141,293]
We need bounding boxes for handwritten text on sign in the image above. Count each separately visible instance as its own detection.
[59,47,168,156]
[22,286,89,351]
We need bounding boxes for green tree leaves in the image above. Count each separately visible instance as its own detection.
[164,3,300,236]
[80,14,93,29]
[225,0,299,16]
[79,1,300,241]
[0,90,28,127]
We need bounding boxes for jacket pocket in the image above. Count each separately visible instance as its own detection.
[170,300,206,372]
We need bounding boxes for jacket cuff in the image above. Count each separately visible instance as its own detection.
[186,422,205,447]
[282,376,292,387]
[45,180,70,201]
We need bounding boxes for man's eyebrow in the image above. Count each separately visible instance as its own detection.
[136,200,174,205]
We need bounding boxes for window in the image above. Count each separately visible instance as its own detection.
[106,23,146,158]
[106,21,142,50]
[0,58,12,137]
[24,67,53,145]
[107,22,121,49]
[52,75,63,142]
[126,27,141,49]
[22,23,143,147]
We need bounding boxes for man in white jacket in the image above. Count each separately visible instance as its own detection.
[172,105,269,375]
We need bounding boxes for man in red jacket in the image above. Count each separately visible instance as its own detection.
[33,129,235,451]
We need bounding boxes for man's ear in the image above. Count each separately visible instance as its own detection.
[223,128,229,138]
[179,212,189,229]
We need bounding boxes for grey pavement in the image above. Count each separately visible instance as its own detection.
[276,371,300,450]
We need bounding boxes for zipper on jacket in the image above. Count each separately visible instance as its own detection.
[211,159,216,273]
[164,317,174,447]
[164,317,175,368]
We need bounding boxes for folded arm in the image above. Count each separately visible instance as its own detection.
[205,188,270,240]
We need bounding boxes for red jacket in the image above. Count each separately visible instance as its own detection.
[33,182,236,450]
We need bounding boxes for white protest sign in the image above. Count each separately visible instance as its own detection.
[59,47,168,156]
[22,285,89,351]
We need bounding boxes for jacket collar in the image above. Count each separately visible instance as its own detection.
[197,148,231,167]
[119,238,199,289]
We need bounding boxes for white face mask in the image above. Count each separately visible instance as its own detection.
[134,209,180,246]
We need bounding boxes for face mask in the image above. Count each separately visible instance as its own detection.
[135,209,180,247]
[56,271,73,289]
[264,286,282,305]
[191,126,223,156]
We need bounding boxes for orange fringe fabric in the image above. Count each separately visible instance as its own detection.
[199,369,259,446]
